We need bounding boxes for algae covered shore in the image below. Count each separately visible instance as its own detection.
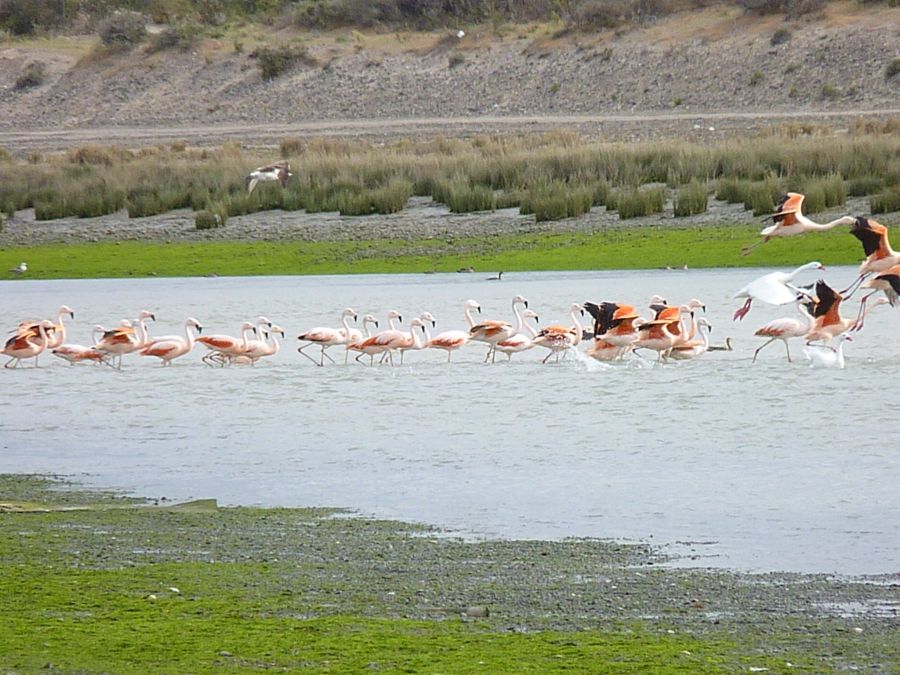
[1,475,897,672]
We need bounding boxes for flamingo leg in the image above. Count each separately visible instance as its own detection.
[541,351,552,364]
[850,292,876,332]
[321,347,336,366]
[840,273,869,299]
[752,337,776,364]
[354,352,368,365]
[297,343,322,366]
[740,237,767,256]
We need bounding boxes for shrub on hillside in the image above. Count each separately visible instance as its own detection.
[195,210,225,230]
[614,186,666,219]
[14,62,46,91]
[0,0,63,36]
[146,23,199,53]
[887,58,900,80]
[568,0,631,29]
[253,45,317,81]
[870,186,900,214]
[674,180,708,217]
[98,11,147,47]
[770,28,792,45]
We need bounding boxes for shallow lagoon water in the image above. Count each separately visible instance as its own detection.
[1,268,897,575]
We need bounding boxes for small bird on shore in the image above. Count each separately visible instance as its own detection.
[9,262,27,275]
[247,161,292,194]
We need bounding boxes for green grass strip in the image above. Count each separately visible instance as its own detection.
[0,226,864,279]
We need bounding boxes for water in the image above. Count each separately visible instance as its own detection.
[1,268,898,575]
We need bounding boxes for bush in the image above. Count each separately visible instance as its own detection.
[887,58,900,80]
[98,11,147,47]
[14,62,46,91]
[146,23,199,53]
[615,186,666,219]
[771,28,792,45]
[445,183,495,213]
[0,0,63,36]
[870,187,900,214]
[279,137,305,157]
[195,210,224,230]
[674,180,708,217]
[743,179,781,216]
[716,178,751,204]
[568,0,631,30]
[253,45,317,81]
[845,176,884,197]
[67,145,132,166]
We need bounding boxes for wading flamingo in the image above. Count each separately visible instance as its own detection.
[427,299,481,362]
[494,309,540,360]
[52,344,107,365]
[583,302,643,359]
[247,161,292,194]
[741,192,855,255]
[532,303,584,364]
[732,261,823,321]
[17,305,74,351]
[669,318,712,360]
[297,308,357,366]
[634,317,680,361]
[469,295,528,363]
[239,325,285,365]
[196,321,257,366]
[2,320,53,368]
[138,318,203,365]
[751,296,816,363]
[346,311,406,366]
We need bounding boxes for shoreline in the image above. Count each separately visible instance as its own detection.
[1,473,897,671]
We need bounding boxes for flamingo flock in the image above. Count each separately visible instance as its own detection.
[2,194,896,371]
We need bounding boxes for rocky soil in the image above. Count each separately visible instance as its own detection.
[0,5,898,152]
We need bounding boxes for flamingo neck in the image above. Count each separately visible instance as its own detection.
[241,326,254,350]
[183,321,196,350]
[409,324,424,350]
[464,306,477,328]
[388,315,401,330]
[267,332,280,355]
[511,302,526,335]
[341,314,355,340]
[570,308,583,347]
[363,320,376,338]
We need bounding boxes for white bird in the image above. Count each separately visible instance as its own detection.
[732,261,823,321]
[247,161,292,194]
[803,333,852,369]
[9,262,27,275]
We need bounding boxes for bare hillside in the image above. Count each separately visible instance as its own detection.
[0,4,898,149]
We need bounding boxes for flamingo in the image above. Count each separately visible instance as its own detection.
[51,344,108,365]
[669,318,712,360]
[196,321,257,366]
[2,320,52,368]
[804,280,857,344]
[634,317,680,361]
[297,308,358,366]
[803,333,853,369]
[16,305,75,356]
[842,217,900,297]
[583,302,642,359]
[346,311,406,366]
[247,161,292,194]
[387,318,428,364]
[732,261,824,321]
[93,321,139,369]
[741,192,855,255]
[239,325,285,365]
[532,303,584,364]
[427,299,481,362]
[138,318,203,365]
[751,296,816,363]
[469,295,528,363]
[494,309,540,360]
[851,263,900,331]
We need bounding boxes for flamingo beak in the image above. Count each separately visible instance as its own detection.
[398,315,403,323]
[197,326,203,334]
[818,264,826,271]
[280,331,285,338]
[477,306,482,313]
[524,300,529,308]
[430,320,436,327]
[69,312,75,319]
[374,321,379,328]
[533,315,540,323]
[354,315,358,322]
[150,314,156,321]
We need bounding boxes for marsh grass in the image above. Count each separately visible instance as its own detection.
[673,180,708,217]
[870,186,900,214]
[1,129,898,225]
[614,186,666,219]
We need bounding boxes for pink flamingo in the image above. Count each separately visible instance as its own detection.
[741,192,855,255]
[494,309,541,360]
[751,296,816,363]
[669,318,712,360]
[426,300,481,362]
[2,320,53,368]
[732,262,823,321]
[469,295,528,363]
[297,308,358,366]
[138,318,203,366]
[532,303,584,364]
[196,321,257,366]
[346,311,406,366]
[239,325,285,365]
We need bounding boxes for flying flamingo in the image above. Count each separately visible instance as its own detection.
[669,318,712,360]
[803,333,853,369]
[732,261,824,321]
[532,303,584,364]
[583,301,643,360]
[196,321,257,366]
[297,308,358,366]
[851,263,900,331]
[469,295,528,363]
[802,279,883,344]
[247,161,292,194]
[751,296,816,363]
[842,217,900,298]
[494,309,541,360]
[426,299,481,362]
[2,320,53,368]
[138,318,203,365]
[741,192,855,255]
